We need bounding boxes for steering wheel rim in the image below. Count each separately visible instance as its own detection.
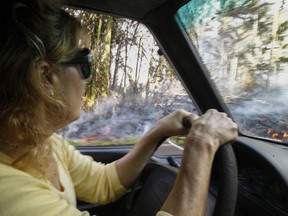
[182,115,238,215]
[122,143,238,216]
[212,144,238,216]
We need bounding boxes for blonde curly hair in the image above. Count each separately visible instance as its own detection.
[0,0,84,168]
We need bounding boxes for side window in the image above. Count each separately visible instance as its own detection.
[58,9,198,146]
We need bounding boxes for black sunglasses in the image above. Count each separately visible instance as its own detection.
[64,48,92,79]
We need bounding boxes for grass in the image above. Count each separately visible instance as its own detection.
[68,136,141,147]
[69,136,186,147]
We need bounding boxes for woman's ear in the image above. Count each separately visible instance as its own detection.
[39,61,60,98]
[39,61,55,85]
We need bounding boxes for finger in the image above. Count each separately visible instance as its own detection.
[175,109,193,119]
[228,130,239,144]
[183,113,199,128]
[182,116,192,128]
[199,109,218,121]
[232,122,238,130]
[224,122,239,144]
[205,110,230,123]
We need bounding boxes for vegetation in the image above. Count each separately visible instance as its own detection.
[68,137,141,147]
[67,0,288,110]
[179,0,288,96]
[178,0,288,141]
[63,0,288,145]
[66,9,175,110]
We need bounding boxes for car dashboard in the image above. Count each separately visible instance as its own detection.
[77,137,288,216]
[234,137,288,216]
[153,138,288,216]
[145,138,288,216]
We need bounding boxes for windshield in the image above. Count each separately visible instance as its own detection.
[177,0,288,144]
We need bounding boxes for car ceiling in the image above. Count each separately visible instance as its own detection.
[63,0,189,19]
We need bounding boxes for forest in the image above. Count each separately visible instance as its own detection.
[179,0,288,141]
[66,9,177,110]
[179,0,288,95]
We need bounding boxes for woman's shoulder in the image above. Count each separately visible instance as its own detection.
[50,133,78,166]
[0,159,50,189]
[0,150,13,165]
[51,134,73,153]
[51,133,69,145]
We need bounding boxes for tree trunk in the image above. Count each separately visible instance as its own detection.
[266,0,281,91]
[112,42,122,90]
[101,16,113,97]
[122,37,129,93]
[135,37,143,84]
[145,48,154,103]
[84,14,103,109]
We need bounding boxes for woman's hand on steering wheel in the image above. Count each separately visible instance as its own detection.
[185,109,238,151]
[152,109,199,138]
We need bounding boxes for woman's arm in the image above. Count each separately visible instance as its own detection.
[160,109,238,216]
[115,109,198,189]
[116,109,237,216]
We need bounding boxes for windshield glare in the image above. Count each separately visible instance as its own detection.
[177,0,288,144]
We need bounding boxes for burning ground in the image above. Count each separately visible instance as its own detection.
[58,83,288,145]
[58,91,197,145]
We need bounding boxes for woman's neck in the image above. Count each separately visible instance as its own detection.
[0,135,52,160]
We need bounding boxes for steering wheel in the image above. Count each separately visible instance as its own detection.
[76,137,238,216]
[181,117,238,215]
[210,144,238,216]
[122,144,238,216]
[85,142,238,216]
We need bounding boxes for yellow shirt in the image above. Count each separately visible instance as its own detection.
[0,134,172,216]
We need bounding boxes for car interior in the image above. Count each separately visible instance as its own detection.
[58,0,288,215]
